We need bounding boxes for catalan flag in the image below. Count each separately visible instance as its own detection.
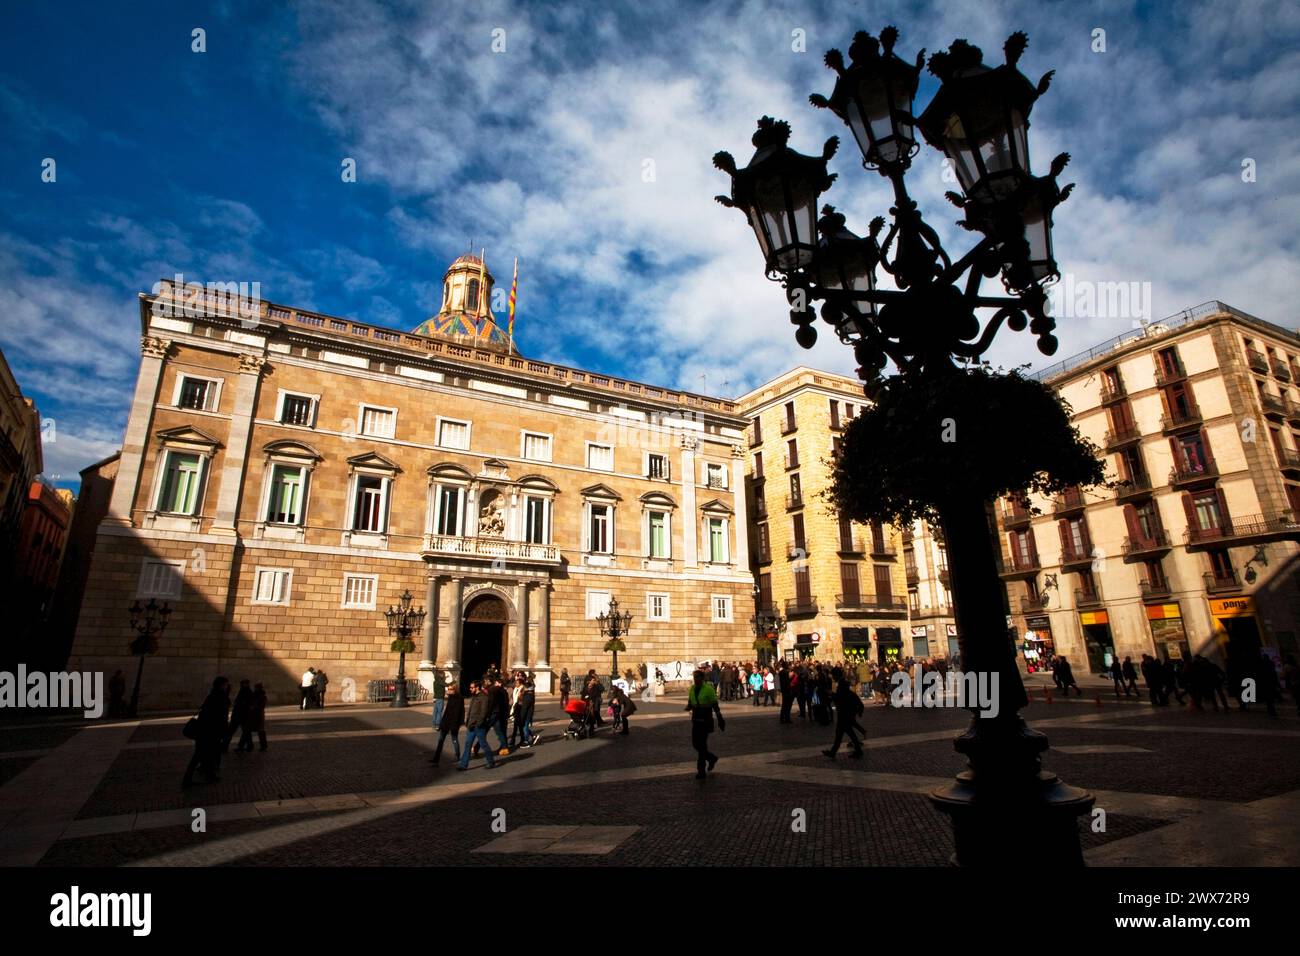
[508,257,519,351]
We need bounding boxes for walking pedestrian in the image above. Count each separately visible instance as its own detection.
[182,676,231,787]
[748,667,763,705]
[560,668,571,708]
[224,679,253,752]
[457,682,499,771]
[1162,658,1185,705]
[778,663,794,723]
[431,682,464,765]
[584,671,606,728]
[491,677,511,753]
[686,669,725,779]
[237,682,269,752]
[823,667,865,760]
[1121,656,1139,696]
[300,667,316,709]
[763,667,777,706]
[432,668,447,729]
[1056,656,1081,697]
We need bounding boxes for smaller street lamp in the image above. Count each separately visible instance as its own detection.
[750,584,786,665]
[127,598,171,717]
[383,590,426,708]
[597,597,632,685]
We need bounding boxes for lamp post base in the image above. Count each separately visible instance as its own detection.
[930,715,1094,866]
[391,652,409,708]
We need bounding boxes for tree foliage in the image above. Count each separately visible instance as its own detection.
[828,367,1106,525]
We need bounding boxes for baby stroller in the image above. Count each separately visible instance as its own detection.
[563,698,594,739]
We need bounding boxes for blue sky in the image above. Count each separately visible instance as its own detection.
[1,0,1297,488]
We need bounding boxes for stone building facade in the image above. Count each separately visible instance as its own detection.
[68,259,753,708]
[903,519,960,663]
[736,367,908,662]
[999,301,1300,675]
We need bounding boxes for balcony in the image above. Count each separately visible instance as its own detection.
[784,455,799,471]
[938,567,951,588]
[1099,378,1127,405]
[787,544,809,559]
[1246,349,1269,373]
[1203,570,1242,594]
[905,563,919,585]
[1121,530,1172,559]
[838,535,863,554]
[1169,459,1218,487]
[1020,594,1046,613]
[1053,488,1086,517]
[1154,358,1188,386]
[1261,392,1287,419]
[756,547,772,564]
[901,527,914,545]
[829,415,846,432]
[913,604,953,619]
[1103,424,1142,450]
[1279,447,1300,473]
[785,597,818,617]
[1114,473,1154,502]
[1060,542,1094,571]
[836,593,908,614]
[748,428,763,448]
[785,493,803,510]
[1185,511,1300,549]
[752,496,767,518]
[1000,552,1042,580]
[1287,398,1300,426]
[1074,586,1104,609]
[421,534,561,565]
[1139,578,1172,601]
[781,417,798,436]
[1161,404,1203,433]
[1273,361,1291,382]
[869,538,897,559]
[1001,501,1033,530]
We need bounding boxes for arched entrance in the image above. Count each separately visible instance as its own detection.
[462,593,509,682]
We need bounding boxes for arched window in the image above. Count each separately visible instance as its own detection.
[467,278,480,311]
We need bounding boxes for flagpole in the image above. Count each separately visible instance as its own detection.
[509,257,518,355]
[474,248,486,348]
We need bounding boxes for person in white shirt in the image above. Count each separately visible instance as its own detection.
[300,668,316,710]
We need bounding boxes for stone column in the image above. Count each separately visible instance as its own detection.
[106,336,171,526]
[212,353,267,535]
[680,435,699,568]
[511,580,529,670]
[444,577,465,678]
[534,582,553,693]
[730,444,750,571]
[417,572,441,691]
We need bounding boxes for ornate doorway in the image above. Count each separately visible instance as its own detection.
[462,593,509,682]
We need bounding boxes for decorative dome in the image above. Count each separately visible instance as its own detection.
[411,253,515,353]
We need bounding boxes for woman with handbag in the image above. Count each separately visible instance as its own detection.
[182,676,231,787]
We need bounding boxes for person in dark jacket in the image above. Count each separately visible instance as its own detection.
[608,683,636,735]
[490,678,511,753]
[823,668,865,759]
[559,669,571,708]
[1140,654,1163,705]
[237,682,269,751]
[1162,658,1185,705]
[314,670,329,708]
[457,682,499,770]
[183,676,231,787]
[1109,659,1126,699]
[432,682,464,765]
[1121,656,1139,696]
[516,680,538,747]
[584,672,606,728]
[224,679,253,752]
[778,663,795,723]
[814,667,834,725]
[1056,656,1081,696]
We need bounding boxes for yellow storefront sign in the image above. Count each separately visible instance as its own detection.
[1208,597,1255,618]
[1079,611,1109,626]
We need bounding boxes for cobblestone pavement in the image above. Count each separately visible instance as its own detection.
[2,692,1296,867]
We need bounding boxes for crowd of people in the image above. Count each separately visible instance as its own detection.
[181,677,269,787]
[430,664,542,771]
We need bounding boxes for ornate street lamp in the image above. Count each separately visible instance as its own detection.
[750,584,786,664]
[383,589,426,708]
[714,25,1092,866]
[127,598,171,717]
[597,597,632,685]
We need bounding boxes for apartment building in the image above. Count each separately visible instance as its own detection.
[737,367,908,662]
[1000,301,1300,675]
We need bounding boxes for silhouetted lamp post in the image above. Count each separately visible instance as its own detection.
[127,598,171,717]
[384,590,425,708]
[597,598,632,685]
[714,26,1092,865]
